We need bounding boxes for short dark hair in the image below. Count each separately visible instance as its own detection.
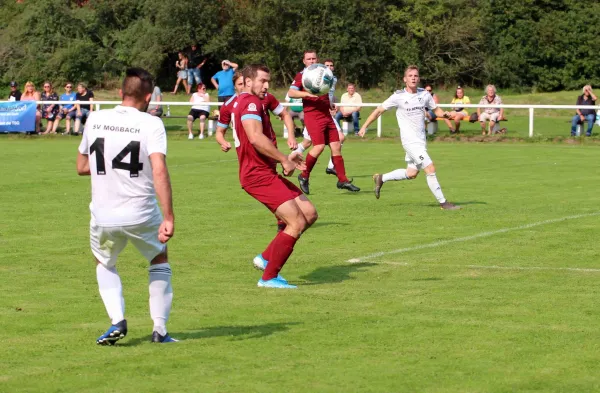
[323,58,334,64]
[242,64,270,82]
[303,49,317,58]
[232,70,243,85]
[122,67,154,101]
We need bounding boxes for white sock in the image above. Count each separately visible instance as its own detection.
[294,143,306,155]
[426,172,446,203]
[149,263,173,336]
[96,264,125,325]
[382,169,409,182]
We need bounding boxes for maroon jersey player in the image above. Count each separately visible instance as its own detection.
[287,50,360,194]
[232,64,318,288]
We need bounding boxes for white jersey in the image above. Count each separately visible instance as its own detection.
[381,87,436,146]
[78,105,167,227]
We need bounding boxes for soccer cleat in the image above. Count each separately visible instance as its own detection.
[325,167,337,176]
[96,319,128,346]
[373,173,383,199]
[188,134,194,140]
[252,254,288,283]
[257,277,297,289]
[440,201,461,210]
[253,254,267,271]
[152,331,179,343]
[337,180,360,192]
[297,174,310,194]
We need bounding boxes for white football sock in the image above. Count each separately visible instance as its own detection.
[294,143,306,155]
[426,172,446,203]
[149,263,173,336]
[96,264,125,325]
[382,169,409,182]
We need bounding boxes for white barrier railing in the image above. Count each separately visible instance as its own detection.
[21,101,600,138]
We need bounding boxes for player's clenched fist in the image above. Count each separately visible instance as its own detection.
[158,218,174,243]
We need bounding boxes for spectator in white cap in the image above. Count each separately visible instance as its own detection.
[211,59,239,102]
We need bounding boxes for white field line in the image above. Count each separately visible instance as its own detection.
[347,212,600,263]
[370,261,600,273]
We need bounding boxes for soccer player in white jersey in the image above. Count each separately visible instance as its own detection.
[358,65,460,210]
[76,67,177,345]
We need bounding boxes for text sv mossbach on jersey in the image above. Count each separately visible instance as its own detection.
[93,124,141,133]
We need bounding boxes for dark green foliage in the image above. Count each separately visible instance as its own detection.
[1,0,599,91]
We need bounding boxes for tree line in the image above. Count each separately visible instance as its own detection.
[1,0,599,92]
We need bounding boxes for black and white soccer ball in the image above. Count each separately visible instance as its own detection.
[302,64,334,95]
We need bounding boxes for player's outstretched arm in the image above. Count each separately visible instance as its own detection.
[279,108,298,149]
[358,106,386,137]
[150,153,174,243]
[76,152,90,176]
[215,126,231,152]
[287,88,316,99]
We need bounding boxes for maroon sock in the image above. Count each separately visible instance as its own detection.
[301,153,318,179]
[262,232,297,280]
[332,155,348,182]
[261,235,278,261]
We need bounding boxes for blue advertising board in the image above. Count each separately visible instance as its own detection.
[0,101,37,133]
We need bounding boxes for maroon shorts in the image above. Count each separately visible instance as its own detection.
[242,174,302,213]
[305,116,340,146]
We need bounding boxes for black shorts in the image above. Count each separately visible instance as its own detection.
[188,109,209,120]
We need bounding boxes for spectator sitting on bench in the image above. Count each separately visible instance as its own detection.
[187,83,210,140]
[285,93,304,134]
[334,83,362,135]
[424,84,440,122]
[477,84,505,135]
[444,86,470,134]
[147,85,163,117]
[571,85,597,137]
[74,83,94,135]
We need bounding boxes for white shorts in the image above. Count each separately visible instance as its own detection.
[479,112,500,122]
[90,215,165,268]
[404,144,432,170]
[302,116,341,140]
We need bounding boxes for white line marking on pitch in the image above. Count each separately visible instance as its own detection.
[371,261,600,273]
[347,212,600,263]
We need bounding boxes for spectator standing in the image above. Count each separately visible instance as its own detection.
[40,81,59,134]
[444,86,471,134]
[211,60,239,102]
[477,85,505,135]
[52,82,77,134]
[187,84,210,140]
[571,85,597,136]
[334,83,362,135]
[147,86,163,117]
[171,52,188,94]
[186,44,206,94]
[74,83,95,135]
[424,84,440,122]
[8,81,22,101]
[20,81,41,133]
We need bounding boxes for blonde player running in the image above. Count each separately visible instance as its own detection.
[76,68,177,345]
[358,65,460,210]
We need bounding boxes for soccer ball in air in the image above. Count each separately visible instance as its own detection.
[302,64,334,95]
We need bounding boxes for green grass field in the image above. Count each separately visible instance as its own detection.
[2,135,600,392]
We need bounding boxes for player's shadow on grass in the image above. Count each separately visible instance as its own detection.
[425,200,487,207]
[122,322,301,346]
[298,262,375,285]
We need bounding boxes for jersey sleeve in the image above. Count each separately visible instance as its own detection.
[78,128,89,154]
[425,93,437,110]
[290,72,303,91]
[240,96,262,122]
[147,118,168,156]
[465,97,471,104]
[268,94,284,116]
[217,103,231,129]
[381,94,399,111]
